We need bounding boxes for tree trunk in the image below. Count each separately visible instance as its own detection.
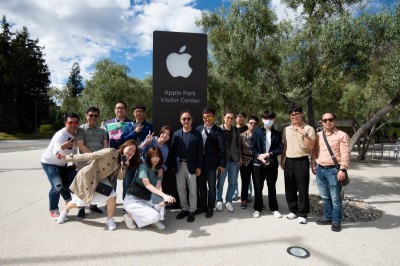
[350,93,400,150]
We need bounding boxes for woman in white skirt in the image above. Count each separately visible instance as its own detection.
[123,147,175,230]
[57,140,141,230]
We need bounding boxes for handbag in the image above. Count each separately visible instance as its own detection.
[95,177,113,196]
[127,170,151,200]
[322,131,350,186]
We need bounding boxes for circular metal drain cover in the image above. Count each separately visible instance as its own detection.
[287,246,310,258]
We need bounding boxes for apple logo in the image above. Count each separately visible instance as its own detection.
[166,45,193,78]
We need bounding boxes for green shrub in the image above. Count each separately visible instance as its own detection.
[39,124,54,134]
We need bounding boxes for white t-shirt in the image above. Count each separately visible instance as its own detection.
[40,128,76,166]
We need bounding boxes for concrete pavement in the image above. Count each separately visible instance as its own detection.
[0,147,399,265]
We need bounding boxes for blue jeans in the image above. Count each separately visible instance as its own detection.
[316,166,342,224]
[41,163,75,211]
[217,160,239,203]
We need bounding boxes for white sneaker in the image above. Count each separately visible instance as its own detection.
[272,211,282,218]
[57,211,67,224]
[286,212,298,220]
[253,211,260,218]
[152,221,166,230]
[216,201,223,212]
[298,217,307,224]
[106,218,117,231]
[123,214,136,230]
[226,202,234,212]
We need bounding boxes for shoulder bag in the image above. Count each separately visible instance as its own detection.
[127,169,151,200]
[322,131,350,187]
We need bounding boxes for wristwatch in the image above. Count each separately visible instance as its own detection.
[340,169,347,173]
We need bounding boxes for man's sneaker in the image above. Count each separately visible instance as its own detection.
[331,223,341,232]
[123,214,136,230]
[316,219,332,225]
[241,200,248,209]
[152,221,166,230]
[226,202,234,212]
[176,210,189,219]
[90,205,103,214]
[57,211,68,224]
[50,211,60,221]
[253,211,260,218]
[187,212,195,222]
[216,201,223,212]
[106,218,117,231]
[286,212,298,220]
[272,211,282,218]
[77,207,85,219]
[298,217,307,224]
[205,209,213,218]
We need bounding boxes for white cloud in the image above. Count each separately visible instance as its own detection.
[270,0,303,22]
[1,0,203,87]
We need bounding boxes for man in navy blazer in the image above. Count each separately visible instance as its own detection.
[251,110,283,219]
[196,107,226,218]
[171,110,203,222]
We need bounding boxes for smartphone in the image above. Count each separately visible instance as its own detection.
[66,137,74,149]
[121,155,127,166]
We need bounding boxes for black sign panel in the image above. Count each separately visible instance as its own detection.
[153,31,207,133]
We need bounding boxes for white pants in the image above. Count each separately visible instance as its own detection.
[123,194,165,228]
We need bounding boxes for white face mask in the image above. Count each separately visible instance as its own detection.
[263,120,274,128]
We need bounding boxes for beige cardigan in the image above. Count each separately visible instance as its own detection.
[66,148,126,204]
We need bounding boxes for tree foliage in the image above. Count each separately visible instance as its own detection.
[0,16,51,133]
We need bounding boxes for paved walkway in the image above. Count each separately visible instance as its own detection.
[0,148,399,265]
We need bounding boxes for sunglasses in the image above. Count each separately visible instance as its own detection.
[322,118,334,123]
[182,117,192,121]
[67,121,79,125]
[87,114,99,118]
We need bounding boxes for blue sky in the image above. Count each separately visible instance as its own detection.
[0,0,395,88]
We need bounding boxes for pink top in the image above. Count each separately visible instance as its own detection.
[314,128,350,169]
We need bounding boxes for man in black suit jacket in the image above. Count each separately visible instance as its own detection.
[171,110,203,222]
[251,111,283,219]
[196,107,226,218]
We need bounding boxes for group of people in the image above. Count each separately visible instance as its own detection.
[41,102,350,233]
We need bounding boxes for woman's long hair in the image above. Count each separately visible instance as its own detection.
[145,147,163,170]
[119,140,141,170]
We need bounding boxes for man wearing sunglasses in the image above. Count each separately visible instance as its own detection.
[75,107,108,218]
[171,110,203,222]
[41,112,80,220]
[281,105,316,224]
[195,107,226,218]
[311,112,350,232]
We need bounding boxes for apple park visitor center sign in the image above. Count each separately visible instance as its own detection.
[153,31,207,133]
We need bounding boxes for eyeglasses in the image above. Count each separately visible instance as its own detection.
[203,115,213,119]
[66,121,79,125]
[322,118,334,123]
[182,117,192,121]
[134,110,144,114]
[87,114,99,118]
[290,112,301,117]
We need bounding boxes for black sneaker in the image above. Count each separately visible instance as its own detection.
[77,207,85,219]
[316,219,332,225]
[241,200,248,209]
[89,205,103,214]
[205,209,213,218]
[176,210,189,219]
[331,223,341,232]
[187,212,195,222]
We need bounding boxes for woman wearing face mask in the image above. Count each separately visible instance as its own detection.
[250,111,283,219]
[123,147,176,230]
[56,140,141,230]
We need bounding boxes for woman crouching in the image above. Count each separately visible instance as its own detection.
[57,140,141,230]
[123,147,175,230]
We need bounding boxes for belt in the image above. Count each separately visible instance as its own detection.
[180,159,187,162]
[318,164,336,170]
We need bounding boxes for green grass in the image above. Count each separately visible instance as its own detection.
[0,132,53,140]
